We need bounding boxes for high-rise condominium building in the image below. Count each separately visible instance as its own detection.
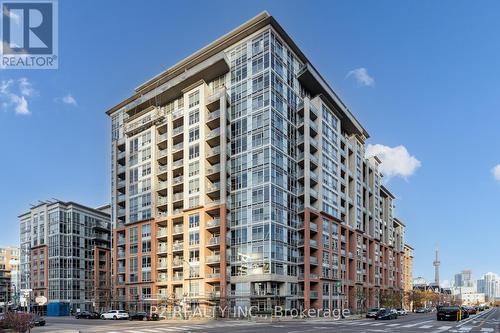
[477,273,499,301]
[19,201,112,312]
[107,12,406,313]
[454,270,474,288]
[402,244,413,292]
[0,246,20,304]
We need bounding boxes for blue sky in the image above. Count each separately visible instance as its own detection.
[1,0,499,285]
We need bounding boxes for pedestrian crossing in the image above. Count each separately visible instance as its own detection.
[304,319,498,332]
[83,321,266,333]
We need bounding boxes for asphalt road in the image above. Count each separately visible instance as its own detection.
[32,307,500,333]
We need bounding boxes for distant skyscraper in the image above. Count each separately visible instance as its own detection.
[454,270,474,288]
[477,272,499,300]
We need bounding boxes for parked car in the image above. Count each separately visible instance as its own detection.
[30,314,46,326]
[465,306,477,315]
[437,306,468,321]
[366,308,383,318]
[375,308,398,320]
[460,306,470,318]
[415,308,426,313]
[101,310,129,320]
[396,308,407,316]
[128,312,159,321]
[76,311,101,319]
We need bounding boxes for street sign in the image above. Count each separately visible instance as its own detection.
[335,281,342,287]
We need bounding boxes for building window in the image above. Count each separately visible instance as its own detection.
[189,214,200,228]
[188,161,199,177]
[188,91,199,108]
[189,179,199,194]
[189,127,199,142]
[189,232,199,246]
[189,144,199,159]
[189,109,199,125]
[141,224,151,238]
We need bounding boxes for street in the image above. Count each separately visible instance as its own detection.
[31,307,500,333]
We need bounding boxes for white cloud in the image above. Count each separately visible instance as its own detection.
[492,164,500,181]
[11,95,29,115]
[61,94,77,106]
[0,78,35,115]
[18,77,34,96]
[346,67,375,87]
[366,144,421,180]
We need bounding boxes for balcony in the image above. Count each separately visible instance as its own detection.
[310,137,319,151]
[157,261,168,270]
[156,165,168,181]
[173,225,183,235]
[172,273,184,281]
[309,102,319,119]
[206,181,221,197]
[117,179,126,189]
[206,164,221,181]
[310,256,318,265]
[310,120,319,135]
[172,192,184,204]
[172,109,183,121]
[206,218,221,229]
[206,146,221,164]
[157,274,168,284]
[172,159,183,171]
[171,257,184,266]
[117,150,126,161]
[157,196,168,208]
[158,149,168,165]
[207,273,220,279]
[310,291,318,299]
[172,175,183,186]
[173,242,184,252]
[157,247,168,256]
[172,126,184,138]
[206,109,221,129]
[310,222,318,232]
[117,266,126,274]
[157,211,168,219]
[157,228,168,239]
[206,255,220,264]
[117,208,126,218]
[117,165,126,175]
[310,239,318,248]
[206,128,221,146]
[207,236,220,248]
[117,251,126,259]
[207,87,228,111]
[157,180,168,195]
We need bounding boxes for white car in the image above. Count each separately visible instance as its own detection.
[396,308,408,316]
[101,310,129,320]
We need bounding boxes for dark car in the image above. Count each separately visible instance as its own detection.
[31,314,46,326]
[366,308,382,318]
[460,307,470,318]
[375,308,398,320]
[466,306,477,315]
[76,311,101,319]
[128,312,159,321]
[437,306,468,321]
